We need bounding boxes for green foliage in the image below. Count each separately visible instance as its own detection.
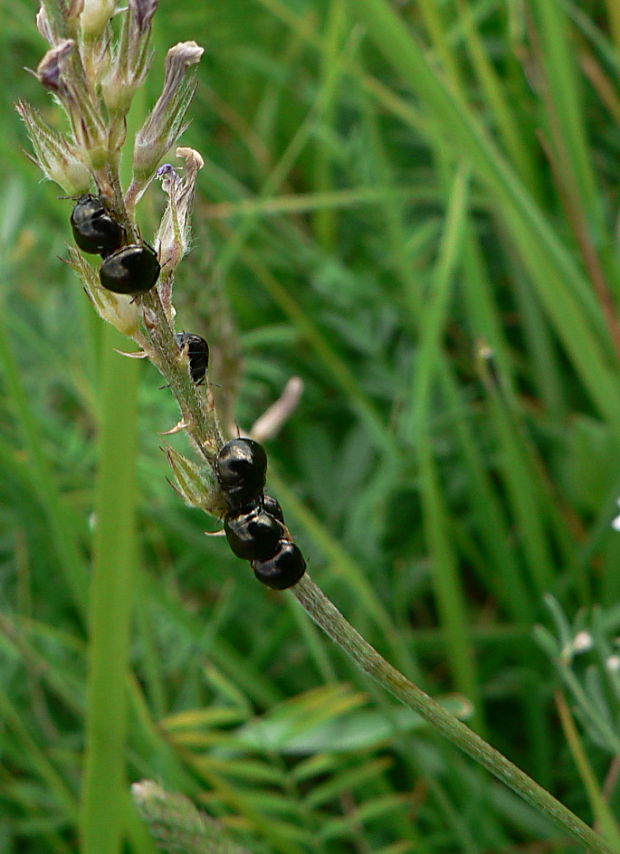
[2,0,620,852]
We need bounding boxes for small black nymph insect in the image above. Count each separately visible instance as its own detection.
[215,438,267,512]
[70,194,124,256]
[252,541,306,590]
[175,333,209,385]
[99,243,161,295]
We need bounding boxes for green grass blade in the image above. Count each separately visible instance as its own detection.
[80,327,140,854]
[348,0,620,437]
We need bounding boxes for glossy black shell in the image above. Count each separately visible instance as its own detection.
[262,494,284,524]
[252,541,306,590]
[215,439,267,510]
[71,194,124,256]
[224,505,282,561]
[99,243,160,294]
[176,333,209,384]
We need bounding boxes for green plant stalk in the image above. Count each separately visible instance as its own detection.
[269,468,421,684]
[555,692,620,849]
[80,325,140,854]
[291,574,618,854]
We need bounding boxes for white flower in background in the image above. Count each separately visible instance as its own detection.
[572,631,593,653]
[612,498,620,531]
[560,630,593,661]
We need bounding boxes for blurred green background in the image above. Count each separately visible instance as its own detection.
[2,0,620,852]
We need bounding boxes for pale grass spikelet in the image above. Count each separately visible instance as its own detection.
[36,39,108,168]
[165,445,223,515]
[36,39,75,97]
[80,0,115,40]
[16,101,90,194]
[132,41,204,184]
[36,6,56,45]
[155,147,204,277]
[131,780,251,854]
[130,0,158,36]
[100,0,158,117]
[66,248,141,336]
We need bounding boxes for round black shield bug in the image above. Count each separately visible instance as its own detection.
[99,243,160,295]
[215,438,267,511]
[252,541,306,590]
[175,333,209,385]
[70,194,125,256]
[224,505,282,561]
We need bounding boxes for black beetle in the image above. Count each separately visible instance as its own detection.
[252,541,306,590]
[215,439,267,511]
[99,243,160,294]
[175,333,209,385]
[70,194,124,256]
[224,505,282,561]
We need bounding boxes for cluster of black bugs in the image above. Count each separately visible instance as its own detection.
[216,439,307,590]
[70,194,161,294]
[71,195,304,590]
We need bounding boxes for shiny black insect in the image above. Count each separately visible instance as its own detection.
[216,439,307,589]
[99,243,160,295]
[224,505,282,561]
[215,439,267,511]
[262,494,284,524]
[71,194,124,256]
[252,541,306,590]
[175,333,209,384]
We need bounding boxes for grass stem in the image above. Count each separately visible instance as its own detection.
[292,574,619,854]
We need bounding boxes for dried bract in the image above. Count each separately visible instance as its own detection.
[131,0,158,38]
[101,0,158,118]
[67,248,141,336]
[36,39,75,96]
[132,41,203,185]
[156,147,204,275]
[16,101,90,194]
